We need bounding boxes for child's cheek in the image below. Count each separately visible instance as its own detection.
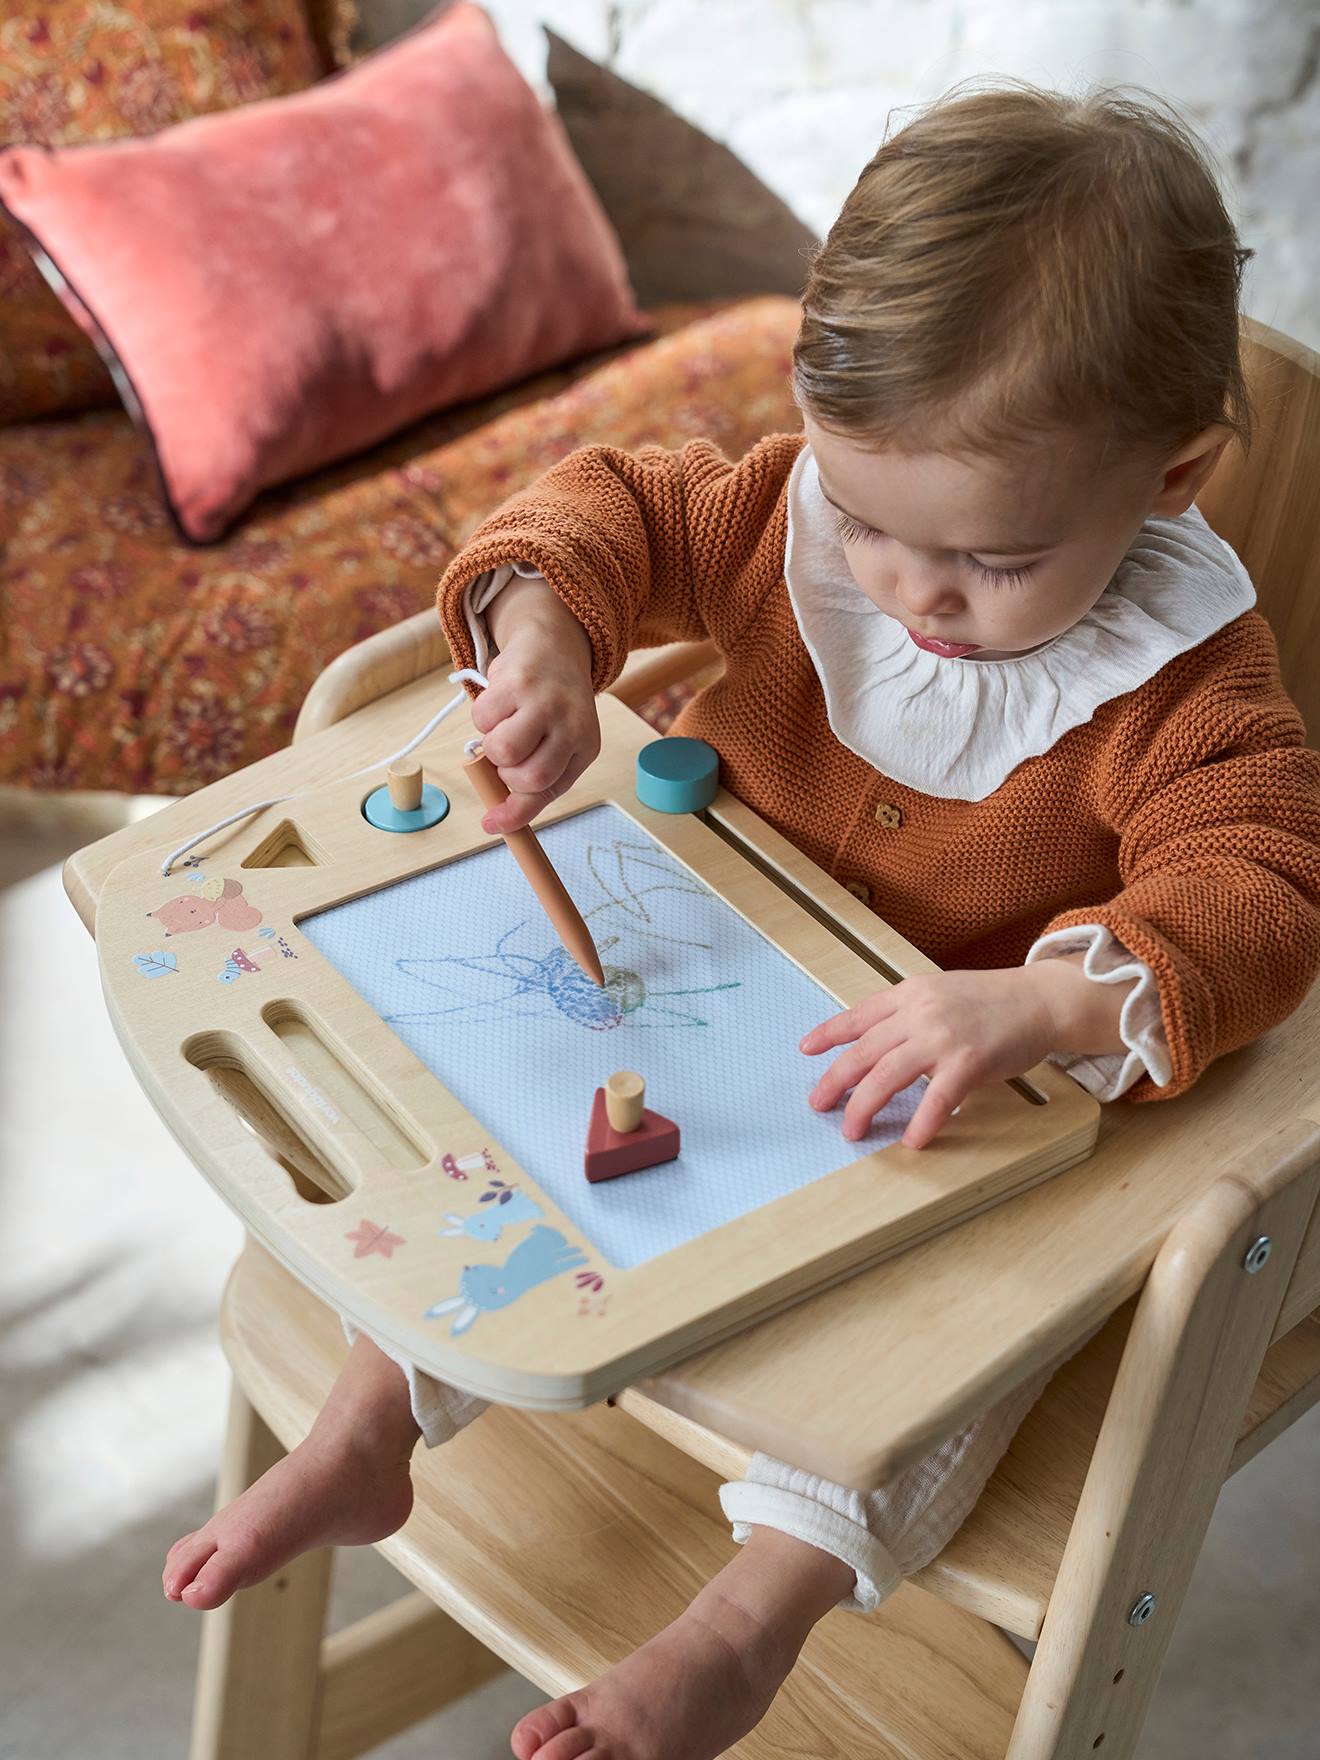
[841,546,890,607]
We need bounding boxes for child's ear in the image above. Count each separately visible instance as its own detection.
[1149,423,1233,518]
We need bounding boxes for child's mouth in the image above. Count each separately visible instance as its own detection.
[907,629,981,659]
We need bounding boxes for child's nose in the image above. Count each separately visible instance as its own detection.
[894,563,963,618]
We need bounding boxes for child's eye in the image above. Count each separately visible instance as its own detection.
[833,511,883,546]
[970,558,1036,589]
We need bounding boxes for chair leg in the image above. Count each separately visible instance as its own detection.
[189,1377,334,1760]
[1006,1119,1320,1760]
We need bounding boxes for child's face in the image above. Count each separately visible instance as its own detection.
[804,415,1189,661]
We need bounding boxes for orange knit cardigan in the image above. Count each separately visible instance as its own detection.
[438,434,1320,1102]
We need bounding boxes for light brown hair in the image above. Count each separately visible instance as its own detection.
[794,80,1255,465]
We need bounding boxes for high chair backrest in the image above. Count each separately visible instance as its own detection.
[1197,317,1320,743]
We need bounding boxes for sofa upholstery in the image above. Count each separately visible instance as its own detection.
[1,297,802,792]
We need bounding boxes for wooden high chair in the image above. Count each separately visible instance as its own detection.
[67,318,1320,1760]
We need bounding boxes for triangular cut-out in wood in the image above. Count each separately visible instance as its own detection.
[241,819,329,869]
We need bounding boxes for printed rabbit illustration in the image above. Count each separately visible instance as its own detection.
[438,1190,543,1243]
[425,1226,588,1335]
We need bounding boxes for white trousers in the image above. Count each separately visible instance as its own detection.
[341,1315,1076,1613]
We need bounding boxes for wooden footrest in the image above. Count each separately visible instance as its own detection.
[220,1244,1025,1760]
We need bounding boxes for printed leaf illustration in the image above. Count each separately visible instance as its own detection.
[132,950,179,979]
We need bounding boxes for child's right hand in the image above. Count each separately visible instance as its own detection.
[471,577,600,834]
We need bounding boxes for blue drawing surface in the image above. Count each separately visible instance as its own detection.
[301,804,921,1268]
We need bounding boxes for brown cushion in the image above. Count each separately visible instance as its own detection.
[0,0,332,427]
[545,30,819,307]
[1,298,800,794]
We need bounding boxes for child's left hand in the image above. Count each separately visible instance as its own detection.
[802,967,1064,1150]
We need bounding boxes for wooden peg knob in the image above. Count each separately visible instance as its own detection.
[605,1070,645,1133]
[387,761,423,812]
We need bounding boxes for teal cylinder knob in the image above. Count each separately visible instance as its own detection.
[635,737,720,814]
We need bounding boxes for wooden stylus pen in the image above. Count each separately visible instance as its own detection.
[463,742,605,987]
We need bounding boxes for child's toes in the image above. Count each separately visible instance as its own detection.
[179,1545,249,1611]
[163,1533,216,1601]
[510,1699,583,1760]
[535,1729,597,1760]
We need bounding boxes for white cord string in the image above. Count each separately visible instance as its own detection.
[158,668,490,876]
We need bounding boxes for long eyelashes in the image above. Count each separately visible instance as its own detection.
[970,560,1035,590]
[830,512,1036,590]
[832,512,881,546]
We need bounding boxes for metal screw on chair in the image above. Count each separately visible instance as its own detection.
[1127,1593,1157,1627]
[1242,1236,1272,1274]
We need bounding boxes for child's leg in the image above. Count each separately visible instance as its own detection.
[510,1355,1065,1760]
[163,1326,488,1611]
[718,1355,1054,1613]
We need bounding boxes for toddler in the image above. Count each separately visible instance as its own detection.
[164,81,1320,1760]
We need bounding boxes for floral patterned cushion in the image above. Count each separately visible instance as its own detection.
[1,297,801,793]
[0,0,333,426]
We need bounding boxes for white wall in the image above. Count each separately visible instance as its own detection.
[478,0,1319,349]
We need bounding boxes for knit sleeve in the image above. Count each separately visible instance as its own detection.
[1039,614,1320,1102]
[434,435,801,693]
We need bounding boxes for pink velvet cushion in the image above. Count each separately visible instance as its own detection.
[0,4,649,542]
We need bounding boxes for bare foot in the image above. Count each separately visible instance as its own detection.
[509,1528,854,1760]
[163,1334,420,1611]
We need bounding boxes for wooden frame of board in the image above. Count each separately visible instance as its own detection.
[96,692,1098,1409]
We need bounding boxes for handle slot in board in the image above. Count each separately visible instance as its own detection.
[184,1033,351,1203]
[261,1001,429,1171]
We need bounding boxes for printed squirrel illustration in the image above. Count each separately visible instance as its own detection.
[150,877,262,935]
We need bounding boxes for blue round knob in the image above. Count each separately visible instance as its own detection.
[635,737,720,814]
[362,782,450,833]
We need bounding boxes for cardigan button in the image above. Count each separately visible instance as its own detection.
[844,880,872,905]
[874,802,903,829]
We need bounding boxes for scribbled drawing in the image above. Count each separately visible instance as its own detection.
[381,838,739,1034]
[387,925,738,1034]
[424,1226,588,1336]
[346,1219,406,1259]
[132,949,179,979]
[149,875,261,936]
[438,1185,544,1243]
[580,840,720,952]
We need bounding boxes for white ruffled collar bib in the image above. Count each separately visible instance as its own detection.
[783,445,1257,801]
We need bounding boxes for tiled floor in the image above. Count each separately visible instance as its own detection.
[3,789,1317,1758]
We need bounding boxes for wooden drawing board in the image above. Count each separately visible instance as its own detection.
[96,695,1098,1409]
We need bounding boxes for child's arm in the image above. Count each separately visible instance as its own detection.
[1034,616,1320,1103]
[437,436,800,691]
[467,574,600,834]
[435,434,800,830]
[807,617,1320,1145]
[802,959,1131,1150]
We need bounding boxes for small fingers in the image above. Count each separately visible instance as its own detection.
[483,780,569,835]
[496,732,578,800]
[841,1047,929,1141]
[800,992,897,1056]
[478,708,544,772]
[808,1028,905,1114]
[469,675,525,738]
[902,1075,967,1150]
